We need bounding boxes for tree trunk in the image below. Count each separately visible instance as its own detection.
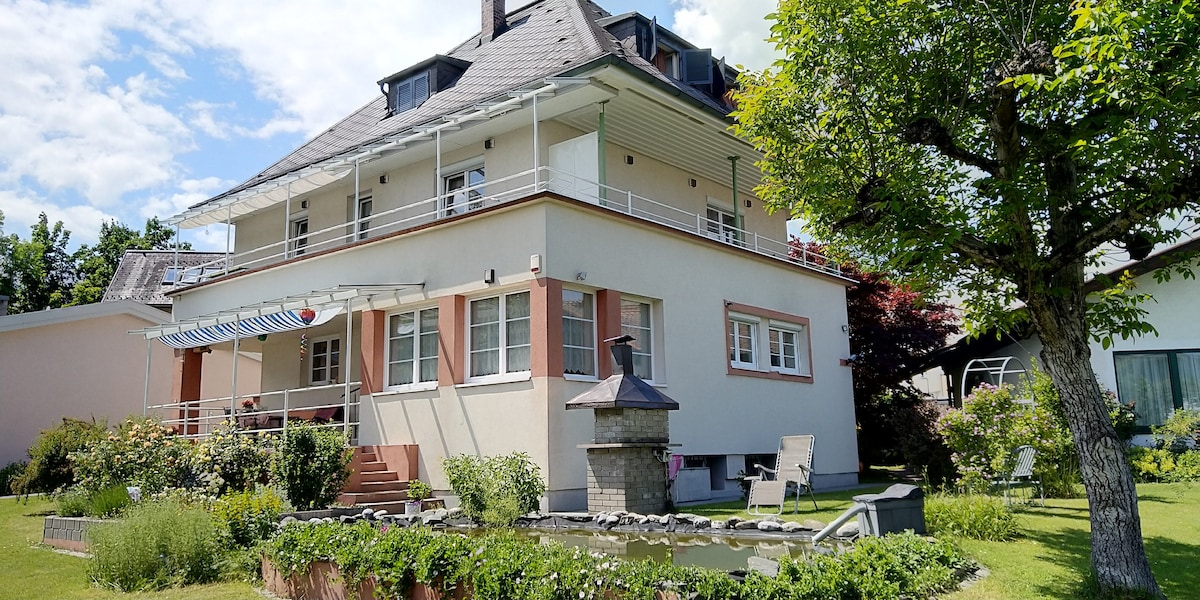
[1028,290,1162,598]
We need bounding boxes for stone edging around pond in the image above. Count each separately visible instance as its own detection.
[42,516,102,552]
[280,507,862,542]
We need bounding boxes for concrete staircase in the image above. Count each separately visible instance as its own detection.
[338,445,419,514]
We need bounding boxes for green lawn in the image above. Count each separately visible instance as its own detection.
[0,496,260,600]
[687,482,1200,600]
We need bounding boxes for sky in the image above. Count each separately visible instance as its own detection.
[0,0,783,251]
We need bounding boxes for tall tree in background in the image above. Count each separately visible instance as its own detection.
[736,0,1199,595]
[67,218,187,305]
[0,210,14,303]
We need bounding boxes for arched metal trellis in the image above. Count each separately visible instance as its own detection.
[961,356,1033,405]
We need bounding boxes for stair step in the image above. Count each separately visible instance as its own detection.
[355,460,389,473]
[355,480,407,493]
[338,490,409,504]
[358,470,400,483]
[355,452,378,463]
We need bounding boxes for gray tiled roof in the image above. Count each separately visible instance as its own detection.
[102,250,228,308]
[193,0,731,209]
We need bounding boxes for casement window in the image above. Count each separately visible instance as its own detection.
[620,298,655,380]
[162,266,219,285]
[725,302,812,381]
[1114,350,1200,428]
[391,72,430,114]
[356,196,373,240]
[310,336,341,385]
[290,217,309,256]
[468,291,531,379]
[562,290,596,378]
[386,308,439,388]
[706,204,737,244]
[442,164,485,216]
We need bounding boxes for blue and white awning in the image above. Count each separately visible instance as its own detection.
[155,308,341,349]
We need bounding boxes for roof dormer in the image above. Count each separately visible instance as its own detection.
[377,55,472,118]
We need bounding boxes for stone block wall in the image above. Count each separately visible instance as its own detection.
[593,409,668,444]
[43,516,102,552]
[586,446,667,514]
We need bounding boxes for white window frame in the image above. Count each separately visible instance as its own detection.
[309,335,341,385]
[726,304,812,380]
[466,291,531,383]
[290,215,309,257]
[441,159,486,217]
[706,202,738,245]
[620,297,657,382]
[768,324,803,376]
[728,316,759,370]
[562,289,597,380]
[354,194,373,241]
[385,307,439,391]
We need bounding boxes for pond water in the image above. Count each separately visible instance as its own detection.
[509,529,830,572]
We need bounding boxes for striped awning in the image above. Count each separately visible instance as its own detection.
[155,308,341,349]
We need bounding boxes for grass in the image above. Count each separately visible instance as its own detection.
[687,481,1200,600]
[0,496,260,600]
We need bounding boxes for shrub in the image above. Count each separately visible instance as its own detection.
[211,487,285,547]
[1129,447,1200,483]
[406,479,431,501]
[13,418,106,496]
[55,488,90,517]
[71,417,199,495]
[85,484,133,518]
[271,423,351,510]
[0,460,26,496]
[1153,409,1200,452]
[193,420,272,495]
[87,499,222,591]
[924,493,1019,541]
[442,452,546,525]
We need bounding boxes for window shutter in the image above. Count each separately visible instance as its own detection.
[412,72,430,106]
[649,16,658,60]
[394,80,413,113]
[681,48,712,85]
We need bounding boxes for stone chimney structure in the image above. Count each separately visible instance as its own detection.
[482,0,506,43]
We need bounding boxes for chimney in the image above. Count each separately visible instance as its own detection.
[482,0,506,43]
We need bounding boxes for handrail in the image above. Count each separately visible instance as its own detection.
[189,166,842,279]
[150,381,362,441]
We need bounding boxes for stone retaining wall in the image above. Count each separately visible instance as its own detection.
[43,516,101,552]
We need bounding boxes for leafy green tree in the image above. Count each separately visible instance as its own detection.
[735,0,1199,595]
[0,210,15,304]
[6,213,74,314]
[67,218,189,305]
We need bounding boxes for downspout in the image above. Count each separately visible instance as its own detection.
[728,155,741,243]
[598,101,608,202]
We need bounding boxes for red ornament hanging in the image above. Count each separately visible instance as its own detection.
[298,307,317,324]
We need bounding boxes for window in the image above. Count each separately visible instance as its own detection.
[390,72,430,114]
[706,204,738,244]
[356,196,373,240]
[725,302,812,381]
[468,291,530,379]
[729,318,757,369]
[386,308,439,387]
[1114,350,1200,427]
[442,165,485,216]
[291,217,309,256]
[162,267,178,284]
[562,290,595,377]
[310,336,341,384]
[620,299,654,380]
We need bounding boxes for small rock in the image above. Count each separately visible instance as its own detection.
[322,517,334,523]
[836,521,860,538]
[726,517,743,528]
[446,507,464,519]
[307,518,323,524]
[361,508,375,519]
[558,512,592,522]
[595,512,609,523]
[802,519,826,531]
[675,513,699,522]
[711,520,727,530]
[762,515,782,523]
[646,514,662,522]
[609,510,627,519]
[637,515,652,525]
[280,516,297,525]
[339,515,357,524]
[735,519,760,530]
[373,509,388,518]
[659,515,672,525]
[757,520,783,532]
[692,516,711,529]
[603,515,620,527]
[781,521,804,533]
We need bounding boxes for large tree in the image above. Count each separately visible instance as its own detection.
[67,218,186,305]
[735,0,1199,596]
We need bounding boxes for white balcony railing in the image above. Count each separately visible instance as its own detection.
[146,381,361,442]
[187,167,841,279]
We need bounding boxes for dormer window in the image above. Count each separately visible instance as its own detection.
[378,55,471,119]
[390,72,430,114]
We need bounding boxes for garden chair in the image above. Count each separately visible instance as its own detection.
[746,435,818,515]
[994,445,1044,507]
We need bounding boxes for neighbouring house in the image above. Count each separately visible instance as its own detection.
[133,0,860,510]
[0,250,260,466]
[929,237,1200,440]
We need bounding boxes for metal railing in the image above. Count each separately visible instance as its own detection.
[186,166,841,279]
[146,381,361,443]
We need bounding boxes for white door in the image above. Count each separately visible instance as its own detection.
[549,132,599,203]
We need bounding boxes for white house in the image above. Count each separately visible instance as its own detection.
[134,0,860,510]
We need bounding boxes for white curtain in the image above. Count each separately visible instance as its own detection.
[1115,354,1173,426]
[1176,352,1200,411]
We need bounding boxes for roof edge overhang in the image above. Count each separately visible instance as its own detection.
[0,300,171,334]
[377,54,473,85]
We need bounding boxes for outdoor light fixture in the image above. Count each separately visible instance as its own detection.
[483,269,496,284]
[379,174,389,184]
[624,155,634,165]
[576,271,587,281]
[688,178,697,187]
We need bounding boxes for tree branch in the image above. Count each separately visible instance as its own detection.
[902,117,1000,175]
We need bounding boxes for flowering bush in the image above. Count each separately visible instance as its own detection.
[938,383,1067,492]
[192,420,272,495]
[271,422,351,510]
[71,417,200,495]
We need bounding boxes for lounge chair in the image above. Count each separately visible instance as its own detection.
[994,445,1044,507]
[746,434,818,514]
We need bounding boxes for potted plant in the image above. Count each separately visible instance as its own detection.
[405,479,431,516]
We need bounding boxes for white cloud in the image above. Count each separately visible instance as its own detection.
[0,189,119,246]
[671,0,780,71]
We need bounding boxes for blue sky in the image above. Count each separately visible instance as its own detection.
[0,0,782,251]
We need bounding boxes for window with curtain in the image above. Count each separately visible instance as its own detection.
[386,308,439,388]
[1114,350,1200,427]
[469,291,530,379]
[562,290,595,377]
[620,298,654,380]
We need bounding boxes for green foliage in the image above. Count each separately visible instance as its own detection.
[14,417,107,496]
[270,423,351,510]
[211,487,284,547]
[1109,398,1139,443]
[193,420,272,495]
[0,461,27,496]
[924,493,1019,541]
[1127,447,1200,484]
[267,521,968,600]
[442,452,546,525]
[86,499,222,591]
[406,479,431,501]
[84,484,133,518]
[71,417,198,495]
[1152,409,1200,452]
[2,213,74,313]
[66,218,189,306]
[54,488,90,517]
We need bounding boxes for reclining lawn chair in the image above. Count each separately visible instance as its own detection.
[993,445,1044,507]
[746,435,818,515]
